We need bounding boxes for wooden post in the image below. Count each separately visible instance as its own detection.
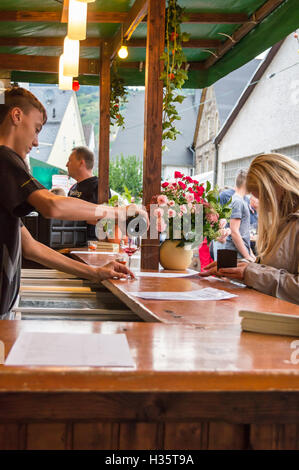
[141,0,166,270]
[98,42,111,204]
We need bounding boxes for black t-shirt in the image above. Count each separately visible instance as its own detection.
[0,146,45,318]
[68,176,111,240]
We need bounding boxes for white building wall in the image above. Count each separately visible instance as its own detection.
[217,34,299,186]
[47,95,86,170]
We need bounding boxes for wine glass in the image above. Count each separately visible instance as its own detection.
[120,236,141,269]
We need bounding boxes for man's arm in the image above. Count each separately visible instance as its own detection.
[230,218,254,261]
[21,226,134,281]
[27,189,113,221]
[27,190,149,228]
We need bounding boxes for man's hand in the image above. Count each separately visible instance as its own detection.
[92,260,135,282]
[198,261,249,281]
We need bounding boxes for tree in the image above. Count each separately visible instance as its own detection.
[109,155,143,200]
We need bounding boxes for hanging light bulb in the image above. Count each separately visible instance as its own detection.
[118,45,128,59]
[63,37,80,77]
[68,0,87,41]
[59,55,73,90]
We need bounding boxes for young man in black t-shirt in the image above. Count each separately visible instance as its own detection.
[66,147,111,240]
[0,87,143,319]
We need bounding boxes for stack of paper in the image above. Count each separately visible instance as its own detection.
[131,287,237,301]
[239,310,299,337]
[96,242,119,252]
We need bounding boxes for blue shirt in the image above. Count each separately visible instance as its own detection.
[225,193,251,257]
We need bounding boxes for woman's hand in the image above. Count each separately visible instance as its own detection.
[91,261,135,282]
[198,261,249,281]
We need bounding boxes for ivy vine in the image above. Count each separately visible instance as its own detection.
[110,62,128,128]
[160,0,190,150]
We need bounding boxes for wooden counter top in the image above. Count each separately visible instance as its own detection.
[0,320,298,393]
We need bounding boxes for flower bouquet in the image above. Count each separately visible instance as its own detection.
[152,171,232,249]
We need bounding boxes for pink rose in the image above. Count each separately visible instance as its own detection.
[154,207,164,218]
[157,195,168,206]
[186,192,194,203]
[168,208,176,218]
[187,202,193,209]
[156,218,167,233]
[206,211,219,225]
[219,218,227,229]
[180,205,187,215]
[168,200,175,207]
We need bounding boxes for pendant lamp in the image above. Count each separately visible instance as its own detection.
[63,37,80,77]
[59,55,73,90]
[68,0,87,40]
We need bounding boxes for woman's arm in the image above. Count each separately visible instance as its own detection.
[244,262,299,305]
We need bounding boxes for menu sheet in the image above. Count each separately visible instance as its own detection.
[5,332,135,367]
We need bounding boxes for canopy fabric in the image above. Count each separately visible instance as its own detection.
[30,156,67,189]
[0,0,298,88]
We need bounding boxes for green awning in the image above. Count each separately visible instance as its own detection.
[0,0,297,88]
[30,156,67,190]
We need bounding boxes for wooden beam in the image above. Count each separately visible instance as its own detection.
[0,36,220,50]
[204,0,285,69]
[111,0,148,59]
[98,42,111,204]
[0,10,248,24]
[185,12,248,23]
[61,0,69,23]
[0,37,101,48]
[141,0,166,270]
[0,10,128,23]
[0,53,99,75]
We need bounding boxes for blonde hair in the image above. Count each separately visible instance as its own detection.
[246,153,299,260]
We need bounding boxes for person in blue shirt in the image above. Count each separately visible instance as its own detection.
[225,169,256,261]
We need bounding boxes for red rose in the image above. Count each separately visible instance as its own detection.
[185,176,194,183]
[161,182,169,188]
[193,180,199,184]
[174,171,184,178]
[195,185,204,197]
[178,181,187,190]
[187,187,194,193]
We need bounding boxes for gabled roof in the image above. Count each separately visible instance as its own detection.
[28,85,73,162]
[83,123,94,147]
[110,89,198,167]
[215,39,284,144]
[214,58,261,126]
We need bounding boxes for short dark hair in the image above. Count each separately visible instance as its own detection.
[0,86,47,125]
[72,146,94,170]
[235,169,247,188]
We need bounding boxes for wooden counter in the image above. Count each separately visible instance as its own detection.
[73,251,299,324]
[0,320,299,450]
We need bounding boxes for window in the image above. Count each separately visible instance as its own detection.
[272,144,299,162]
[223,154,257,187]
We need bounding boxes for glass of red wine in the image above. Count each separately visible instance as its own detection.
[120,236,141,270]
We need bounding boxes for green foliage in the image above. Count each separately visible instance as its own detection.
[109,155,143,200]
[110,63,128,128]
[161,0,190,150]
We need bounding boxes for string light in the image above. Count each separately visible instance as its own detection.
[118,45,128,59]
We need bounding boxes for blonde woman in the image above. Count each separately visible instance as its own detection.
[199,153,299,305]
